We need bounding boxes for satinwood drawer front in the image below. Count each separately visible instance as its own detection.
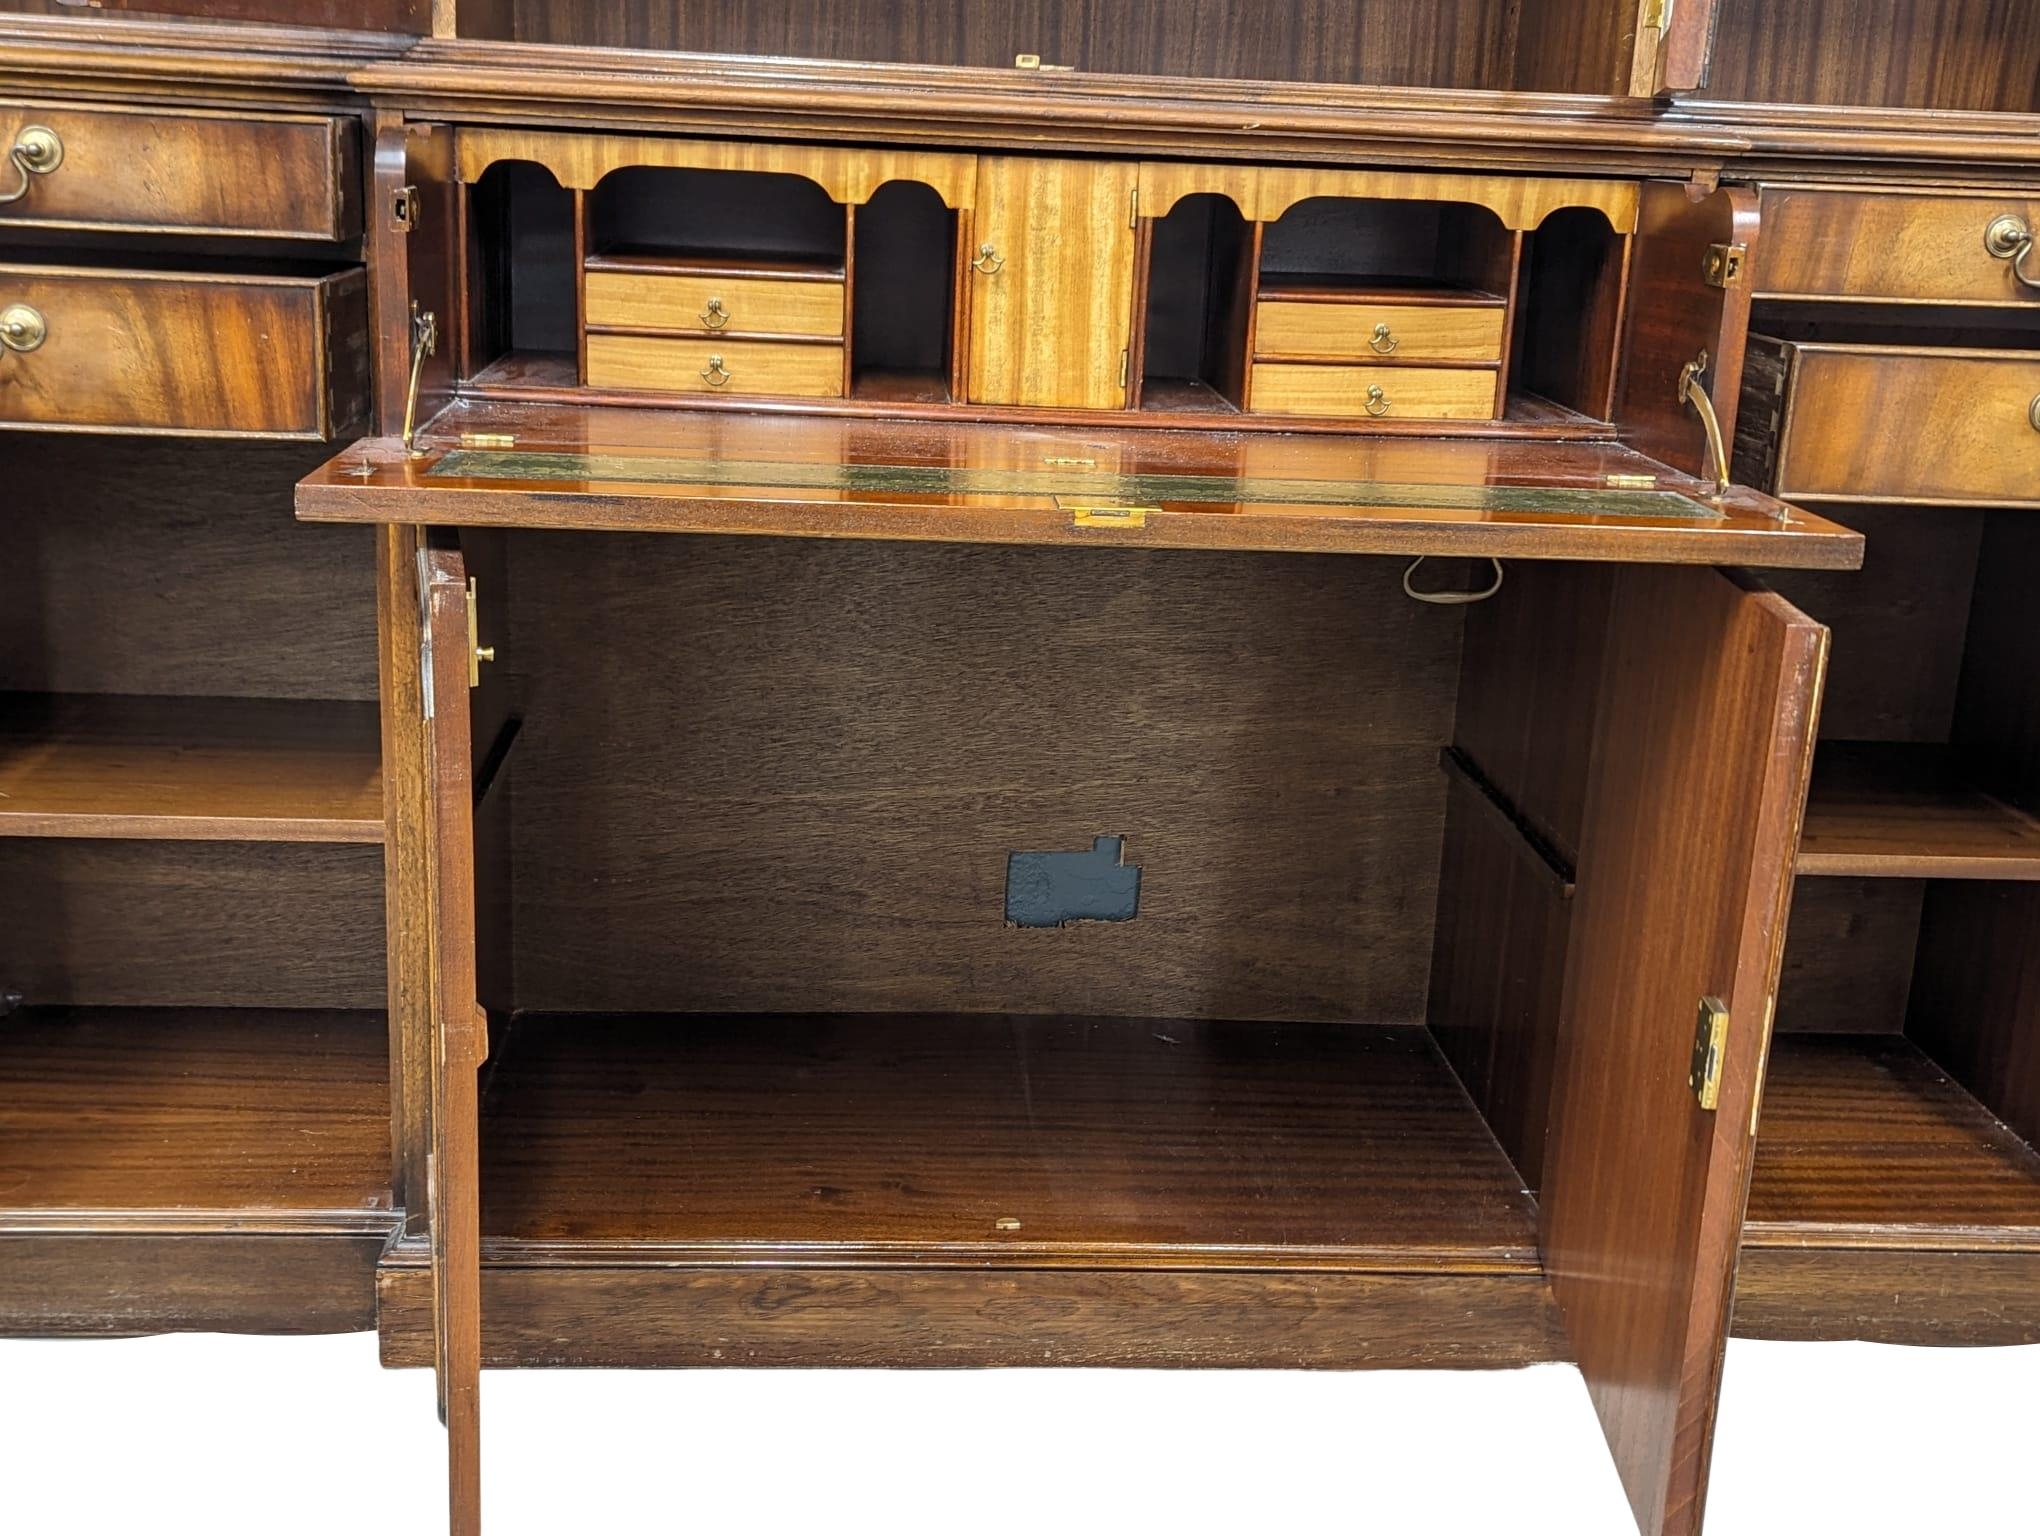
[0,101,357,241]
[1251,363,1497,420]
[583,263,844,338]
[585,334,845,397]
[1756,189,2040,305]
[1736,338,2040,507]
[1254,299,1506,363]
[0,265,369,439]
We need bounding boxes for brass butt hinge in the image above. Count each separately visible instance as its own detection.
[1129,186,1140,227]
[1642,0,1669,28]
[1690,996,1730,1111]
[465,576,495,689]
[1118,348,1130,390]
[1702,242,1748,288]
[390,183,417,233]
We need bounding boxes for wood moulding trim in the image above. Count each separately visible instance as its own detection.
[1140,162,1640,232]
[0,14,409,99]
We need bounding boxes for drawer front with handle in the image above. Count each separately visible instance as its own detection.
[0,101,358,241]
[585,335,846,398]
[1737,338,2040,507]
[1254,300,1506,364]
[0,266,370,439]
[1250,363,1498,420]
[1756,189,2040,305]
[584,269,845,338]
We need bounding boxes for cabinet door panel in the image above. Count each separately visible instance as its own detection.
[966,157,1137,409]
[1543,566,1825,1536]
[420,546,485,1536]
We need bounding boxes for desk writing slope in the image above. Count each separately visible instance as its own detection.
[295,407,1864,569]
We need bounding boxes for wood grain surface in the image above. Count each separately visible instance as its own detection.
[1755,189,2040,304]
[1540,567,1825,1536]
[1797,741,2040,880]
[0,694,382,843]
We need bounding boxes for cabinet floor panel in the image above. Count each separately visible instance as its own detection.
[1796,742,2040,881]
[0,1007,392,1227]
[1744,1033,2040,1248]
[0,694,384,844]
[479,1013,1542,1271]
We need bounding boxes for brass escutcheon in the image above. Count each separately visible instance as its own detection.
[0,125,62,205]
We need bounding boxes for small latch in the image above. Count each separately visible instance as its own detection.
[1690,996,1730,1111]
[391,183,417,233]
[1702,242,1748,288]
[465,576,495,689]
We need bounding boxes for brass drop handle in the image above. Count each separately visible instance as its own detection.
[1985,215,2040,293]
[2029,393,2040,434]
[0,301,47,353]
[700,354,732,388]
[699,296,730,330]
[1364,384,1392,417]
[0,125,63,206]
[972,242,1005,275]
[1678,349,1733,500]
[1369,322,1399,355]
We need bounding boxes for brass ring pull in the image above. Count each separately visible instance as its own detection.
[971,243,1005,275]
[699,296,730,330]
[0,125,62,206]
[701,354,732,388]
[1985,216,2040,293]
[1369,322,1399,356]
[1364,384,1392,417]
[0,302,46,353]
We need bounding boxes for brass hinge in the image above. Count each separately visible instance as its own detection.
[1118,348,1130,390]
[1702,242,1748,288]
[465,576,495,689]
[1605,472,1658,489]
[1690,996,1729,1111]
[459,431,517,450]
[391,183,417,233]
[1642,0,1669,27]
[1065,503,1157,529]
[1129,186,1140,227]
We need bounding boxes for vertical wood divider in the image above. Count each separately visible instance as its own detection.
[572,188,589,386]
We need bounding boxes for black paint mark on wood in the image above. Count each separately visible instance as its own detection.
[1005,836,1142,928]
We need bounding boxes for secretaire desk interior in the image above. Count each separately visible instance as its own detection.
[4,5,2039,1535]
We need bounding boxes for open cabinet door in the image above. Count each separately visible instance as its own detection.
[1542,566,1825,1536]
[420,545,486,1536]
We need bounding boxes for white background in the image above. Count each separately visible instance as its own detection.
[1,1333,2033,1532]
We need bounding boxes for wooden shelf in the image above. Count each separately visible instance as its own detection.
[0,694,383,844]
[478,1013,1541,1270]
[1796,741,2040,880]
[0,1006,392,1225]
[1745,1034,2040,1248]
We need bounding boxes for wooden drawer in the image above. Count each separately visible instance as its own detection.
[1735,338,2040,507]
[585,335,845,398]
[584,262,844,338]
[1250,363,1497,420]
[1254,299,1505,363]
[0,102,357,241]
[0,265,369,440]
[1757,189,2040,305]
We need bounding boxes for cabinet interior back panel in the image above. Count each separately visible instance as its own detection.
[502,536,1463,1021]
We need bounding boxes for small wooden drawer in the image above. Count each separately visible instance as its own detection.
[1757,189,2040,305]
[1250,363,1497,421]
[585,335,846,398]
[1735,337,2040,507]
[0,265,369,440]
[1254,296,1505,364]
[0,101,357,241]
[584,259,845,338]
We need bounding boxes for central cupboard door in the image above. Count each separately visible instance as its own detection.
[966,157,1139,409]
